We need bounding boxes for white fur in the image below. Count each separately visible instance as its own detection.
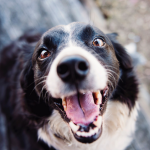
[64,24,73,47]
[46,46,107,98]
[38,101,139,150]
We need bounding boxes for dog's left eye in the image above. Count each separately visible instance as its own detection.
[39,50,51,60]
[93,38,105,47]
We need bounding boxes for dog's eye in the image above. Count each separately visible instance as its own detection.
[93,38,105,47]
[39,50,51,60]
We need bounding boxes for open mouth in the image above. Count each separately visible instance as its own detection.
[57,86,109,143]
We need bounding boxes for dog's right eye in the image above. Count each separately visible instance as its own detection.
[39,50,51,60]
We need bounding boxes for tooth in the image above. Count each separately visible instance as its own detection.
[90,129,95,136]
[76,131,81,136]
[103,86,109,97]
[80,132,83,136]
[87,128,93,136]
[93,116,102,128]
[94,127,98,133]
[88,130,92,136]
[86,133,89,137]
[62,97,67,111]
[81,132,86,137]
[93,91,102,105]
[69,121,79,133]
[87,132,91,137]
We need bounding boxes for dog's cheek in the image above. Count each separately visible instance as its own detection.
[101,49,120,92]
[33,58,53,96]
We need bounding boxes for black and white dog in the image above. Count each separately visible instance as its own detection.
[0,22,138,150]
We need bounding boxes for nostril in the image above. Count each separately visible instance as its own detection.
[57,63,70,80]
[78,61,89,71]
[75,60,89,76]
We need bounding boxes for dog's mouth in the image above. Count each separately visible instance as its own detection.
[58,86,109,143]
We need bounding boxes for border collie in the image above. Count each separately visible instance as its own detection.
[0,22,138,150]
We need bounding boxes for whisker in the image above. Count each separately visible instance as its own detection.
[39,84,47,99]
[107,73,116,84]
[30,80,46,96]
[34,76,48,82]
[107,69,123,83]
[27,76,48,88]
[104,65,119,70]
[106,69,120,78]
[107,75,117,88]
[108,79,114,90]
[34,80,46,90]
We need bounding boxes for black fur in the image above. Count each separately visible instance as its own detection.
[107,33,138,110]
[0,30,55,150]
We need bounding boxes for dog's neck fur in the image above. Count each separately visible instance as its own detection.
[38,100,138,150]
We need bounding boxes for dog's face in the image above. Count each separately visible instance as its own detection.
[32,22,120,143]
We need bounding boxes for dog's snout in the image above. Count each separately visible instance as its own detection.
[57,56,89,82]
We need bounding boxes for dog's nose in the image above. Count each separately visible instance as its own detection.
[57,56,89,82]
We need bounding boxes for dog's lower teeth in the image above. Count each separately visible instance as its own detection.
[76,131,81,136]
[76,127,99,137]
[69,121,79,132]
[69,116,102,138]
[94,127,98,133]
[89,128,94,135]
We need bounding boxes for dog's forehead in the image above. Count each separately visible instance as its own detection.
[43,22,105,41]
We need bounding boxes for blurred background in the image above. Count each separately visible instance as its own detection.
[0,0,150,149]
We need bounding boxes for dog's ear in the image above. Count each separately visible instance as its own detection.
[20,51,35,96]
[107,33,132,70]
[19,29,43,94]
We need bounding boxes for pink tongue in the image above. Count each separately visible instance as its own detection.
[66,91,99,125]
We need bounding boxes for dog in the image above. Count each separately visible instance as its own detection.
[0,22,138,150]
